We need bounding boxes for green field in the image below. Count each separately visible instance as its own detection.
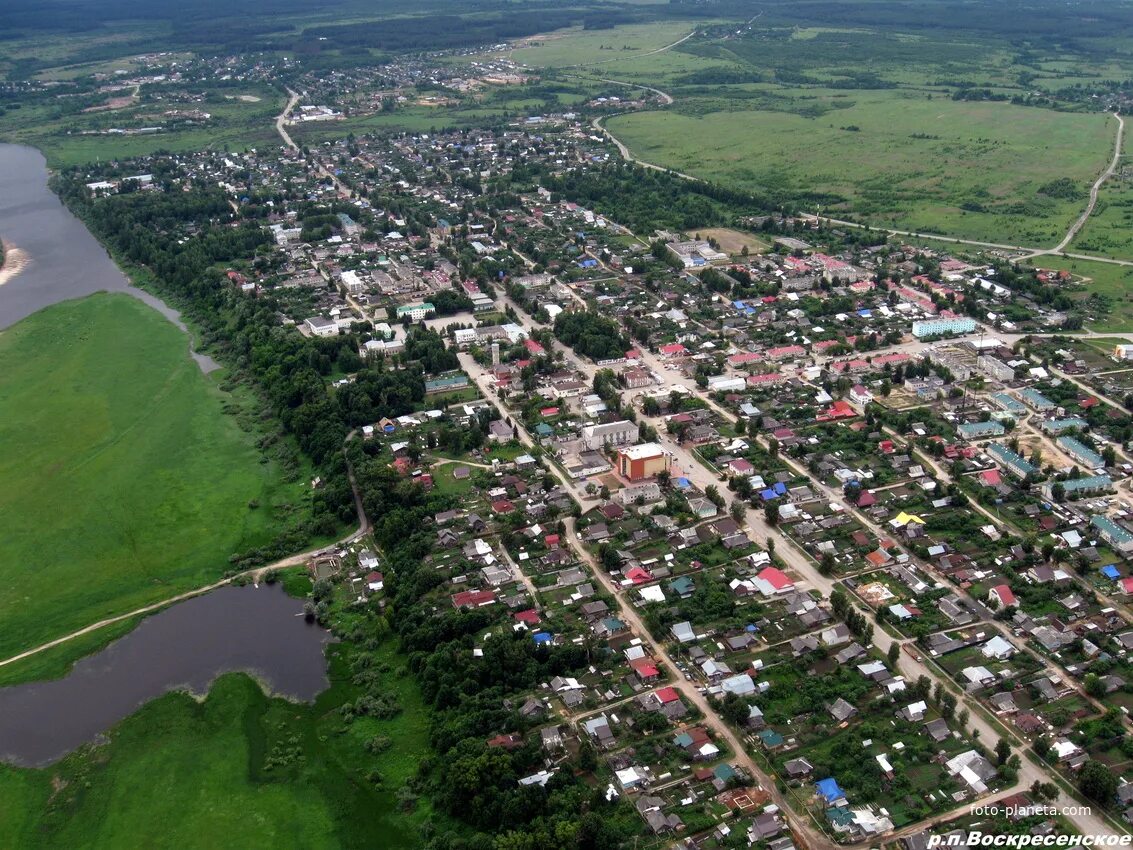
[0,294,311,658]
[0,88,284,169]
[0,642,434,849]
[1071,119,1133,260]
[605,93,1116,245]
[486,20,697,69]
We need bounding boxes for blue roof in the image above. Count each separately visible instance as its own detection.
[816,778,845,803]
[760,488,778,501]
[533,632,552,644]
[674,477,692,489]
[1102,565,1121,579]
[745,623,758,632]
[772,482,788,495]
[857,309,872,318]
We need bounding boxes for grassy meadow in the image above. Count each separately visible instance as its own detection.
[605,94,1116,245]
[0,640,436,850]
[0,294,311,658]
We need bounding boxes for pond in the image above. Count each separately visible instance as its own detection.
[0,584,332,767]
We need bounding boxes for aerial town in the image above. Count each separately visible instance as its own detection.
[6,5,1133,848]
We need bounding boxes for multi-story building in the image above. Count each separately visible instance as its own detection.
[912,317,977,339]
[617,443,670,481]
[581,420,640,450]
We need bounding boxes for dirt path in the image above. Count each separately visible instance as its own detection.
[0,433,371,671]
[1023,112,1125,259]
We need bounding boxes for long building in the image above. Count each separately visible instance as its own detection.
[912,317,977,339]
[581,420,640,450]
[1092,515,1133,555]
[1057,436,1105,470]
[987,443,1036,479]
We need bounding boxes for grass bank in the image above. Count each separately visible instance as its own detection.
[0,293,312,658]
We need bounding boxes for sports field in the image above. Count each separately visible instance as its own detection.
[0,294,310,658]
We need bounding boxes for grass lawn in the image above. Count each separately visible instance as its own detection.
[0,640,436,849]
[606,93,1115,246]
[0,294,312,658]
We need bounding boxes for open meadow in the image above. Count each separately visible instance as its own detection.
[0,294,312,658]
[605,91,1116,246]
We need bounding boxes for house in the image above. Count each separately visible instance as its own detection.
[988,584,1017,609]
[829,697,857,722]
[489,420,516,443]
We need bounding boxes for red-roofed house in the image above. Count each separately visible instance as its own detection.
[660,343,688,357]
[366,571,384,592]
[492,499,516,514]
[630,657,661,681]
[524,338,546,355]
[452,590,497,609]
[756,567,794,594]
[1120,578,1133,595]
[988,584,1017,608]
[514,609,540,625]
[726,458,755,476]
[544,534,561,547]
[654,686,680,704]
[625,566,653,584]
[980,469,1003,487]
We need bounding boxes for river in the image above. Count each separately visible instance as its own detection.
[0,143,219,373]
[0,584,333,768]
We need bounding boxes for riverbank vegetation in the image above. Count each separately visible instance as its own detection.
[0,646,437,849]
[0,294,314,658]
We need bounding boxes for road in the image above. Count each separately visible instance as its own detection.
[275,88,301,150]
[0,433,372,671]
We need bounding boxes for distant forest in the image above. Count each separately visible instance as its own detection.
[4,0,1133,73]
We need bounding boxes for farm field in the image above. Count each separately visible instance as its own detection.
[0,294,312,658]
[0,642,434,849]
[1070,119,1133,260]
[0,88,284,169]
[490,21,698,69]
[605,93,1117,246]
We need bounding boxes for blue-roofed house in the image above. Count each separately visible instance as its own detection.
[1020,388,1056,412]
[816,777,846,805]
[1102,565,1121,580]
[533,632,553,645]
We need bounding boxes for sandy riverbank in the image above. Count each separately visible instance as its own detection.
[0,243,30,287]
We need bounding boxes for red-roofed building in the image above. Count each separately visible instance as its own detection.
[728,351,762,367]
[540,406,560,417]
[492,499,516,514]
[524,338,545,355]
[660,343,688,357]
[654,686,680,704]
[366,571,384,591]
[980,469,1003,487]
[630,657,660,681]
[625,566,653,584]
[766,344,806,361]
[452,590,497,609]
[726,458,755,476]
[1120,578,1133,595]
[818,400,856,421]
[988,584,1017,608]
[514,609,540,625]
[756,566,793,592]
[857,490,877,508]
[544,534,561,547]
